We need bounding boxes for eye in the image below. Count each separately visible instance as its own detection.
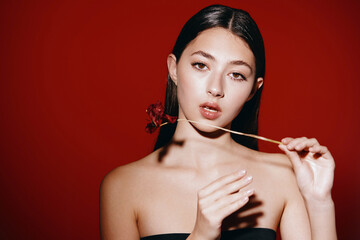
[229,72,246,81]
[192,62,208,71]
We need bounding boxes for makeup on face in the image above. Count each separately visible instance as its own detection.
[199,102,222,120]
[174,28,257,128]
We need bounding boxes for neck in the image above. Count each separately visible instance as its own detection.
[173,120,233,145]
[164,119,238,169]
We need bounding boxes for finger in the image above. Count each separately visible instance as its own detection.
[205,175,253,203]
[285,137,307,150]
[308,145,333,159]
[198,170,247,199]
[208,188,254,212]
[281,137,294,145]
[278,144,302,170]
[293,138,319,152]
[217,190,254,220]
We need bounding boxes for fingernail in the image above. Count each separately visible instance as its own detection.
[246,189,254,195]
[238,169,246,176]
[241,196,249,203]
[245,176,253,182]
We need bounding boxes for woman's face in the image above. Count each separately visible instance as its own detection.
[168,27,263,132]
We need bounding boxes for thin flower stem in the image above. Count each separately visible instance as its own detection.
[159,122,169,127]
[160,119,282,145]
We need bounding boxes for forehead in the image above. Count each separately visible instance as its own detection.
[182,27,255,66]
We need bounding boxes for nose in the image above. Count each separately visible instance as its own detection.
[207,74,224,98]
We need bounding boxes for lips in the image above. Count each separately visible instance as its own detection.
[199,102,222,120]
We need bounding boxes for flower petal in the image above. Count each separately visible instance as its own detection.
[146,101,164,126]
[145,101,178,134]
[145,122,158,133]
[163,114,177,123]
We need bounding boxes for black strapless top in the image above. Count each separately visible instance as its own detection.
[140,228,276,240]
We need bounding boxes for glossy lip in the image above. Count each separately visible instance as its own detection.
[199,102,222,120]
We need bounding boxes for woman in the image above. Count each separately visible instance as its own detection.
[100,5,336,240]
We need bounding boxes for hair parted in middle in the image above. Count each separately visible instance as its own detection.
[154,4,265,151]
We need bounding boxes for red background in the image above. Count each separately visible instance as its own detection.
[1,0,359,239]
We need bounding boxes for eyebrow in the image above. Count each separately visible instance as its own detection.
[191,50,215,60]
[191,50,253,73]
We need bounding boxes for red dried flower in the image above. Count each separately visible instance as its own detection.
[145,101,177,133]
[144,102,282,145]
[145,122,158,134]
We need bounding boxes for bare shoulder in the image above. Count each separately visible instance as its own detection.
[99,150,161,239]
[253,150,298,188]
[232,145,299,195]
[100,149,164,215]
[253,150,307,208]
[249,152,311,238]
[253,151,294,174]
[225,144,307,232]
[100,149,160,197]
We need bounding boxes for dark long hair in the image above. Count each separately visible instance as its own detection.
[154,4,265,151]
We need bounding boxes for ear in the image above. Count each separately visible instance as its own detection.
[246,77,264,101]
[167,54,178,85]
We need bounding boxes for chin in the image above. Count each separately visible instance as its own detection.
[190,119,231,136]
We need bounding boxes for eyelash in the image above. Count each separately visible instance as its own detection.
[192,62,208,70]
[191,62,246,81]
[229,72,246,81]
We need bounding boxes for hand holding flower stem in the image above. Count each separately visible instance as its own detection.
[279,137,337,240]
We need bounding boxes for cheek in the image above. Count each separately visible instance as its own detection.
[225,84,254,111]
[176,68,204,101]
[177,81,202,111]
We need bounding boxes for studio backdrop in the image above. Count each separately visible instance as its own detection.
[0,0,359,239]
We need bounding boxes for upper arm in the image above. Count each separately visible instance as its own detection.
[280,192,311,240]
[279,170,311,240]
[100,168,140,240]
